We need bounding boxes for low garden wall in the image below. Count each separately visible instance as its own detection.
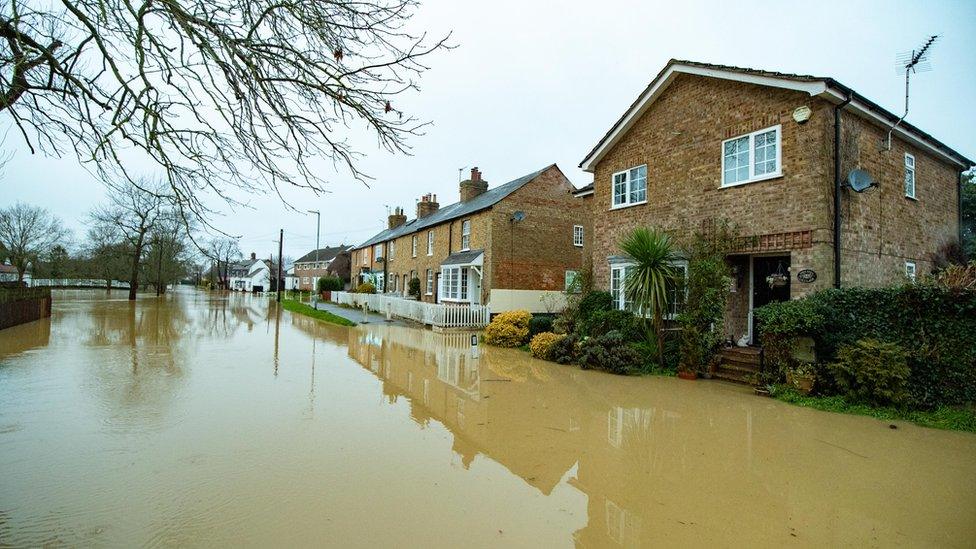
[0,287,53,330]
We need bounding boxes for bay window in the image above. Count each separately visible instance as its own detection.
[611,165,647,208]
[440,266,469,301]
[610,260,688,319]
[722,124,781,186]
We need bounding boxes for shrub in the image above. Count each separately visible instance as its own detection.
[756,286,976,408]
[408,277,421,299]
[828,339,910,407]
[551,334,579,364]
[529,332,565,361]
[355,282,376,294]
[578,331,643,375]
[484,310,532,348]
[316,276,343,292]
[578,309,644,341]
[528,315,554,338]
[577,291,613,325]
[677,254,731,374]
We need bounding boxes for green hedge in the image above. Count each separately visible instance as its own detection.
[755,286,976,408]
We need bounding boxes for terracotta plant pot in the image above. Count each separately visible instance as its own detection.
[787,371,815,395]
[677,370,697,381]
[321,290,332,301]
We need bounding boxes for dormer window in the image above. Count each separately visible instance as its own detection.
[722,124,782,187]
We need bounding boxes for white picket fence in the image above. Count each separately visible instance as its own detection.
[31,278,131,289]
[331,291,490,329]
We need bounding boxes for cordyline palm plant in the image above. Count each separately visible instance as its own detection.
[619,227,678,368]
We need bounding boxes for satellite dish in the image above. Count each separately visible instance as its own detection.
[511,211,525,222]
[847,169,876,193]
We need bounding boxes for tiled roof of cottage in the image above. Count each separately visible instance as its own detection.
[580,59,973,171]
[295,246,346,264]
[355,164,555,249]
[440,249,484,266]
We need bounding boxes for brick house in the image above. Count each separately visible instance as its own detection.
[580,59,973,345]
[293,246,351,291]
[349,165,588,312]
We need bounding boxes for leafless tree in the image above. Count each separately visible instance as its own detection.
[89,179,166,299]
[1,0,450,223]
[0,202,69,281]
[206,236,240,289]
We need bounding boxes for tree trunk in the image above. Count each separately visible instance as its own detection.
[129,231,145,301]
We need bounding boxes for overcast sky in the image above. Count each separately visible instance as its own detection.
[3,0,974,261]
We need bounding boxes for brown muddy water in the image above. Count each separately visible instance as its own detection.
[1,289,975,548]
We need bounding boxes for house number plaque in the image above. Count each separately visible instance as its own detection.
[797,269,817,283]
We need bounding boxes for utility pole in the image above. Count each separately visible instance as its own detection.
[277,229,284,303]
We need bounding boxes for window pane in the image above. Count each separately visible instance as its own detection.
[630,166,646,203]
[905,167,915,197]
[753,129,777,176]
[613,173,627,205]
[460,267,468,300]
[610,268,622,309]
[723,137,749,184]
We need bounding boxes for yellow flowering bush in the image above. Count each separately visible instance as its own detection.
[529,332,565,361]
[484,309,532,347]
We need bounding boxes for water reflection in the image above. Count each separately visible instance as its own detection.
[340,323,976,548]
[1,290,975,547]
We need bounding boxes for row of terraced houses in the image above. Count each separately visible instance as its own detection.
[345,59,971,342]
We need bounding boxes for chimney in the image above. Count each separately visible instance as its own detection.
[416,193,440,218]
[459,167,489,202]
[388,207,407,229]
[250,252,256,260]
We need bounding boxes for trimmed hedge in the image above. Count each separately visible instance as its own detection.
[755,286,976,408]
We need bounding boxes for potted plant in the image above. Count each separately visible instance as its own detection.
[677,368,697,381]
[786,363,817,395]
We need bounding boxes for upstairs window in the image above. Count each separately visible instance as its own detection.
[722,125,781,186]
[389,241,396,260]
[412,235,417,257]
[611,165,647,208]
[461,220,471,250]
[904,153,916,199]
[573,225,584,247]
[427,231,434,256]
[373,244,383,260]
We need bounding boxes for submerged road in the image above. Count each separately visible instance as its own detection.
[1,288,975,547]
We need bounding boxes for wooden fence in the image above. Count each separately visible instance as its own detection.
[331,292,490,329]
[0,287,52,330]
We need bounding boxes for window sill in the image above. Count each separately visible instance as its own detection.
[573,244,583,248]
[905,195,918,201]
[719,172,783,189]
[609,200,647,211]
[440,298,471,303]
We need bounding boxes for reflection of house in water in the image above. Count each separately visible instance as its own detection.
[346,325,582,495]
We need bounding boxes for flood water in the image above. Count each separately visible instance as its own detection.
[1,288,975,547]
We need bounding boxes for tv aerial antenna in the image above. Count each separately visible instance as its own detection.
[885,34,938,151]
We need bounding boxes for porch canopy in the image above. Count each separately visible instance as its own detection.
[440,249,484,267]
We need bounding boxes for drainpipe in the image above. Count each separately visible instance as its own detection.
[833,92,853,289]
[959,170,965,250]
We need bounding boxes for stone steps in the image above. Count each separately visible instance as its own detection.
[714,347,762,385]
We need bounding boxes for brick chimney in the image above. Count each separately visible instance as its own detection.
[388,207,407,229]
[250,252,256,260]
[416,193,440,218]
[459,167,489,202]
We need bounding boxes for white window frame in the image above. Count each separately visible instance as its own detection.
[427,231,434,256]
[425,269,433,295]
[721,124,782,187]
[389,240,396,260]
[610,165,647,209]
[573,225,584,247]
[440,266,469,302]
[610,260,688,320]
[905,261,917,282]
[412,235,417,257]
[904,153,916,199]
[362,248,369,265]
[565,270,580,292]
[460,219,471,251]
[373,243,383,261]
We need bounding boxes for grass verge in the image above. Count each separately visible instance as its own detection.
[770,386,976,434]
[281,299,356,327]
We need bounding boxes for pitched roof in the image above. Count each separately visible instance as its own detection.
[295,246,346,264]
[355,164,556,249]
[580,59,973,172]
[573,182,594,196]
[441,249,484,266]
